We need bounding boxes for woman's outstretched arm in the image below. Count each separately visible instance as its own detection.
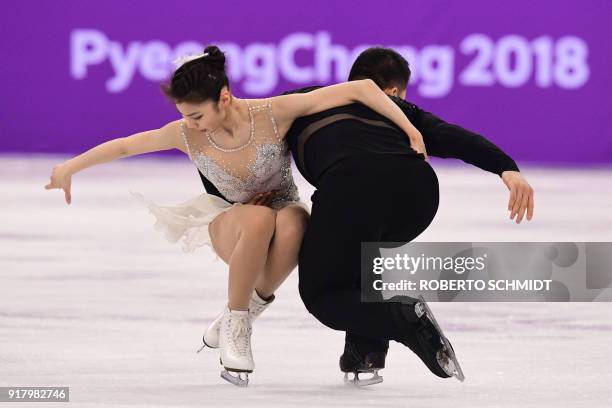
[44,120,183,204]
[272,79,427,158]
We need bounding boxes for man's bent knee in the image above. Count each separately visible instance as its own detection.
[299,291,344,332]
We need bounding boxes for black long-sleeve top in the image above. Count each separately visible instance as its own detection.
[196,86,519,201]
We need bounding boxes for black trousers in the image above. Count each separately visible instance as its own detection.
[298,153,440,347]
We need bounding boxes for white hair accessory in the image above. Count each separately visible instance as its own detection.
[172,52,209,69]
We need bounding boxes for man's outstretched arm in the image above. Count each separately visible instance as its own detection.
[389,96,519,177]
[389,96,533,223]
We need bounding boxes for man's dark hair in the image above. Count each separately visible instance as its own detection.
[348,47,410,90]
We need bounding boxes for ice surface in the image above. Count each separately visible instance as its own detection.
[1,155,611,407]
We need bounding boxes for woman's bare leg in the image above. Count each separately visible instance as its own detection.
[208,204,277,310]
[254,205,310,299]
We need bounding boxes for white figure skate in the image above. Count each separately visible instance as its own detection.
[218,308,254,387]
[196,291,274,352]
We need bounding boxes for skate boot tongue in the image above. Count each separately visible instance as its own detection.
[253,290,275,304]
[250,291,275,317]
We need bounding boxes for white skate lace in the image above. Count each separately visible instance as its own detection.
[229,315,252,356]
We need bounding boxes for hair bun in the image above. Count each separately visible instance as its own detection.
[203,45,226,71]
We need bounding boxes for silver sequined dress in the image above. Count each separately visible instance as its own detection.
[131,98,308,255]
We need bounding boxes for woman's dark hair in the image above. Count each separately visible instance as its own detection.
[161,45,229,104]
[348,47,411,90]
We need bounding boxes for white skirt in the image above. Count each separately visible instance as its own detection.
[130,190,309,260]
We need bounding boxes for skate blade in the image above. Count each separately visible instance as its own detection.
[343,370,383,386]
[441,338,465,382]
[418,295,465,382]
[220,370,250,387]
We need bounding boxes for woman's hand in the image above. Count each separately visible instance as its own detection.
[44,163,73,205]
[409,132,429,161]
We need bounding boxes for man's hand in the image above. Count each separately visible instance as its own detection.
[501,171,534,223]
[44,162,73,205]
[246,190,278,207]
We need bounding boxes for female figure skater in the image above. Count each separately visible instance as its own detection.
[44,45,428,386]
